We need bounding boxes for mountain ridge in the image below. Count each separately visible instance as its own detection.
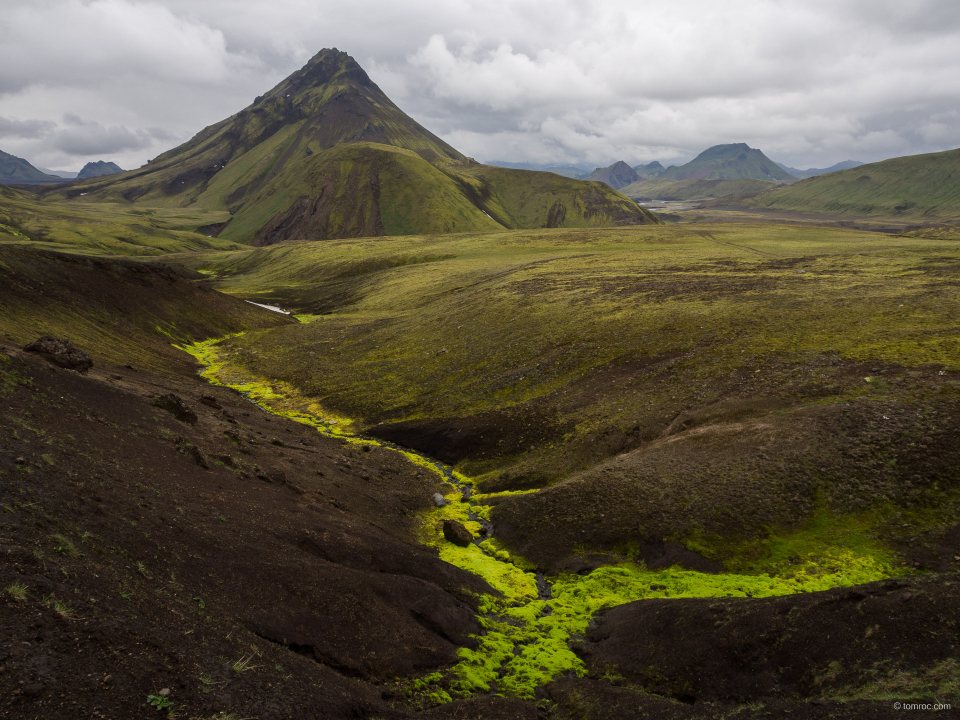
[0,149,65,185]
[44,48,657,239]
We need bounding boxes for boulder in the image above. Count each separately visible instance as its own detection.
[443,519,474,547]
[23,336,92,372]
[153,393,198,424]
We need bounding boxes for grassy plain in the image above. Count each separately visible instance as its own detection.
[0,185,240,256]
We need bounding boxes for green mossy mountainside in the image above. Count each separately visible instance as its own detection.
[37,48,657,241]
[751,147,960,220]
[0,149,64,185]
[191,223,960,574]
[660,143,796,181]
[618,177,777,202]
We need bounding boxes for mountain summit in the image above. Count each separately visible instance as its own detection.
[56,49,656,241]
[661,143,795,181]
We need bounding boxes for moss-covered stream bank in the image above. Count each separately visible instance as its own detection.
[181,335,906,705]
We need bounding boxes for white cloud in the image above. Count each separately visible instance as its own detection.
[0,0,958,171]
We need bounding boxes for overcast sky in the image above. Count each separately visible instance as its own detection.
[2,0,959,172]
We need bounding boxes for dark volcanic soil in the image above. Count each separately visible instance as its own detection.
[0,345,496,718]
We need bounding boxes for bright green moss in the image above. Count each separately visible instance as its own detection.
[181,332,903,706]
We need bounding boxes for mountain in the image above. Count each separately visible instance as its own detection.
[583,161,639,190]
[77,160,124,180]
[633,161,664,178]
[486,161,588,178]
[775,160,864,179]
[660,143,796,181]
[752,148,960,220]
[49,49,657,241]
[0,150,65,185]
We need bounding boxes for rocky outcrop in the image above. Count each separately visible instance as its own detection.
[23,336,93,372]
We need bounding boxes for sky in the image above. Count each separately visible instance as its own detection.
[1,0,959,173]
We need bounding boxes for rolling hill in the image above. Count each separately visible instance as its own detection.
[751,147,960,220]
[0,149,65,185]
[44,49,657,240]
[660,143,795,181]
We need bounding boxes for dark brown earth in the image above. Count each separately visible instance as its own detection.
[576,573,960,707]
[491,359,960,573]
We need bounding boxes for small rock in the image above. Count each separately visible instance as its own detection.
[153,393,198,424]
[198,394,221,409]
[186,445,208,469]
[22,683,45,699]
[432,493,448,507]
[15,457,26,465]
[443,519,473,547]
[158,688,170,696]
[901,591,914,602]
[23,336,92,372]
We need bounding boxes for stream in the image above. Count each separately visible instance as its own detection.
[179,334,901,704]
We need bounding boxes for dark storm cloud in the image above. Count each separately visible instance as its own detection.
[1,0,959,170]
[0,116,55,140]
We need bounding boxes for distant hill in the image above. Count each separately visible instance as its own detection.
[584,161,639,190]
[0,150,65,185]
[660,143,795,181]
[44,49,657,240]
[486,161,588,178]
[619,177,778,202]
[633,161,664,178]
[77,161,124,180]
[775,160,864,179]
[752,148,960,220]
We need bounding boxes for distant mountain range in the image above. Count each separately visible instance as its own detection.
[38,167,79,179]
[775,160,864,179]
[40,49,657,241]
[0,150,65,185]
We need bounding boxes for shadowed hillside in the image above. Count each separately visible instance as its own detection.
[752,148,960,220]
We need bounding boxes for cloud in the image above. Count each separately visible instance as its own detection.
[1,0,959,170]
[50,115,160,156]
[0,116,55,140]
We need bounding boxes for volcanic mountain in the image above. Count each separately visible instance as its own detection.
[660,143,795,181]
[53,49,656,242]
